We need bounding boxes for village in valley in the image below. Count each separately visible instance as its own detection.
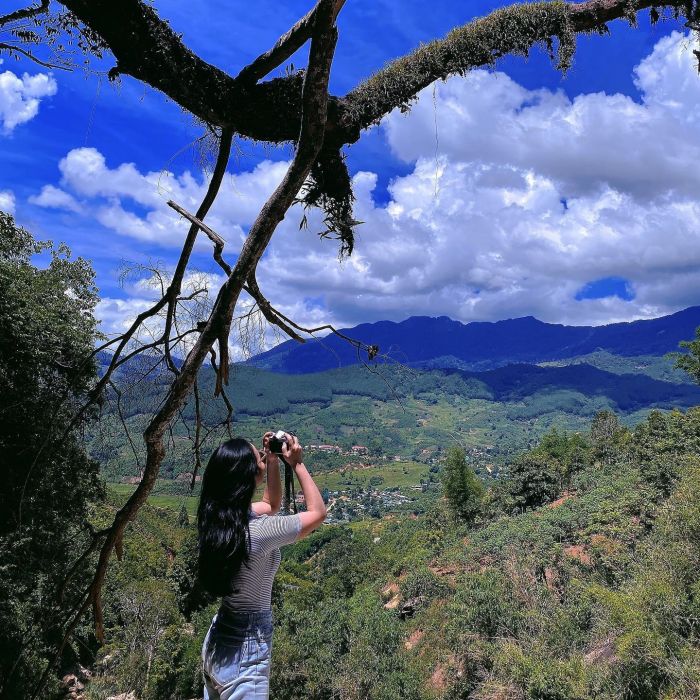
[290,443,412,522]
[292,442,495,523]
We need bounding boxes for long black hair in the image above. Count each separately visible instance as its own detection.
[197,438,259,596]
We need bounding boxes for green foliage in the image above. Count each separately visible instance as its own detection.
[590,409,628,464]
[82,403,700,699]
[671,326,700,384]
[0,213,103,698]
[177,503,190,527]
[441,447,485,523]
[498,451,562,511]
[90,353,700,484]
[89,500,208,699]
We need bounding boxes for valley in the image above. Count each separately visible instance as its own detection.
[93,308,700,529]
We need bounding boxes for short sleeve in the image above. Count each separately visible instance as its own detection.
[253,513,302,551]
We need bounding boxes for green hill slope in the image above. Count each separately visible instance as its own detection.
[91,361,700,485]
[86,407,700,700]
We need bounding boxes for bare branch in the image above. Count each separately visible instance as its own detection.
[162,127,234,373]
[167,199,232,276]
[208,347,234,440]
[244,275,306,342]
[0,0,48,27]
[32,6,340,687]
[236,0,346,84]
[245,287,378,358]
[211,0,339,396]
[191,378,203,490]
[0,42,70,70]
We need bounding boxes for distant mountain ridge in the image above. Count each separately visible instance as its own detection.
[248,306,700,374]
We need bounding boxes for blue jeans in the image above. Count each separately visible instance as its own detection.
[202,608,273,700]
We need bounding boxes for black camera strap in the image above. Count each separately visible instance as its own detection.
[278,454,298,514]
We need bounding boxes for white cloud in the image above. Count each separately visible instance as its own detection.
[0,189,15,214]
[257,159,700,327]
[37,32,700,334]
[0,70,56,132]
[48,147,288,247]
[385,31,700,201]
[29,185,82,212]
[95,296,157,336]
[254,31,700,327]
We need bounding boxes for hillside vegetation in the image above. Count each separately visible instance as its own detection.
[90,361,700,485]
[85,406,700,700]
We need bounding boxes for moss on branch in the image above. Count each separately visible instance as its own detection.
[342,2,577,135]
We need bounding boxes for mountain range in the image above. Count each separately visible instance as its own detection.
[249,306,700,374]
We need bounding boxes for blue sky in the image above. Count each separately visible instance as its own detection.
[1,1,699,345]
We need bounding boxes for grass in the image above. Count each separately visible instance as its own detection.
[311,460,429,492]
[108,483,200,518]
[107,460,429,518]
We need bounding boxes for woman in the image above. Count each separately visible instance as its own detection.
[197,432,326,700]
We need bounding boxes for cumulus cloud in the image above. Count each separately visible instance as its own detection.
[0,189,15,214]
[29,184,82,212]
[36,32,700,332]
[257,160,700,327]
[385,32,700,201]
[0,69,56,132]
[39,147,289,247]
[256,30,700,327]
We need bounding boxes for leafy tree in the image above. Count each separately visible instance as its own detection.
[672,326,700,384]
[109,580,181,697]
[590,409,622,444]
[441,447,485,523]
[500,450,561,511]
[177,503,190,528]
[0,213,103,698]
[538,427,590,489]
[590,409,627,464]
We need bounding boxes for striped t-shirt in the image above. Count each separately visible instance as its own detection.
[221,512,302,612]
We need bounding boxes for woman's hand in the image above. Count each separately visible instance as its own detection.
[281,433,303,467]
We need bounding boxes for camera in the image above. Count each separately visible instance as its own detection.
[268,430,290,456]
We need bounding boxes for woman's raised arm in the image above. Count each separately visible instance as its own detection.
[252,432,282,515]
[281,435,326,538]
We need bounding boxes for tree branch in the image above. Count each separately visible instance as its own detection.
[244,274,306,342]
[0,42,70,70]
[58,0,314,143]
[58,0,687,147]
[0,0,49,27]
[161,127,234,374]
[236,0,346,84]
[167,199,232,276]
[33,7,339,693]
[339,0,680,140]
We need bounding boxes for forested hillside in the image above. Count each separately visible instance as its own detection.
[3,215,700,700]
[90,359,700,485]
[5,0,700,696]
[84,406,700,700]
